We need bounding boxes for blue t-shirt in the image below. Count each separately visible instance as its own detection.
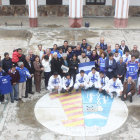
[126,62,139,80]
[0,75,12,95]
[99,58,106,72]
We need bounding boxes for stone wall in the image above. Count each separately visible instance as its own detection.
[0,5,140,17]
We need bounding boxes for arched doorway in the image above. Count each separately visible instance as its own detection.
[46,0,62,5]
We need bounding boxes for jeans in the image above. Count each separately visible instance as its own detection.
[44,72,51,88]
[11,84,19,101]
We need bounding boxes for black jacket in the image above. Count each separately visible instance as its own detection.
[51,57,63,75]
[2,58,12,73]
[116,62,126,76]
[24,60,34,74]
[119,45,129,54]
[69,59,80,75]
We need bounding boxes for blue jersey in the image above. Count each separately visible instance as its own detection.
[0,75,12,95]
[99,58,106,72]
[126,62,139,80]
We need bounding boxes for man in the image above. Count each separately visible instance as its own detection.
[60,41,69,53]
[81,39,89,51]
[95,43,104,56]
[113,51,120,62]
[8,64,20,102]
[35,44,44,60]
[62,73,73,94]
[51,44,59,54]
[105,75,123,98]
[74,70,89,90]
[24,55,34,97]
[2,52,12,73]
[88,67,99,88]
[48,72,62,94]
[99,37,107,51]
[16,62,31,100]
[18,48,26,64]
[96,71,109,94]
[12,48,22,65]
[121,77,136,102]
[78,51,90,63]
[105,44,113,58]
[116,57,126,83]
[28,50,35,63]
[67,47,74,60]
[130,45,140,61]
[113,44,123,57]
[74,44,82,57]
[122,50,131,64]
[126,55,139,85]
[119,40,129,54]
[105,53,117,79]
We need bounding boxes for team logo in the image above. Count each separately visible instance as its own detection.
[35,89,128,136]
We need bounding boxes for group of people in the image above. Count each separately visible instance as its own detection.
[0,38,139,103]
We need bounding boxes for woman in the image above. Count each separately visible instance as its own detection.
[33,55,44,93]
[69,54,80,83]
[42,55,51,89]
[98,52,106,72]
[90,50,100,70]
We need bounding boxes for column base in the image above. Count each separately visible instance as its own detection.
[69,18,82,28]
[29,18,38,27]
[114,18,128,28]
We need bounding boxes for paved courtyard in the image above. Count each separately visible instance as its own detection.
[0,17,140,140]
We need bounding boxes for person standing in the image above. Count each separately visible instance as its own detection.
[78,51,90,63]
[98,52,106,72]
[81,39,89,51]
[119,40,129,54]
[24,55,34,97]
[16,62,31,100]
[130,45,140,61]
[2,52,12,74]
[33,55,44,93]
[99,37,107,51]
[8,64,20,102]
[42,55,51,89]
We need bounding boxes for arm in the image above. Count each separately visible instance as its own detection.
[33,61,41,72]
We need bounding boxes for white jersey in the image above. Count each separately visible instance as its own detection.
[48,75,62,89]
[138,76,140,86]
[122,54,131,63]
[97,76,109,89]
[75,73,89,85]
[88,71,99,84]
[62,77,73,90]
[114,56,120,62]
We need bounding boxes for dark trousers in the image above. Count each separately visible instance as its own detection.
[106,71,115,79]
[71,73,76,83]
[26,78,32,96]
[0,94,4,102]
[121,92,132,102]
[119,75,125,84]
[44,72,51,88]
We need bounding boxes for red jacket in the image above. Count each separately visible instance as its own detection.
[12,51,21,63]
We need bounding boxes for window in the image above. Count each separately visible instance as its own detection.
[46,0,62,5]
[10,0,26,5]
[86,0,106,5]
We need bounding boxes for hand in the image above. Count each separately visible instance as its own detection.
[75,67,77,69]
[41,67,44,71]
[99,88,102,92]
[124,94,126,98]
[128,92,131,96]
[13,82,16,85]
[31,74,34,77]
[55,86,59,90]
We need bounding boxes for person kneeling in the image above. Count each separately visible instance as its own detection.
[105,75,123,98]
[62,73,73,94]
[74,70,89,91]
[88,67,99,89]
[48,72,62,94]
[121,77,136,103]
[96,71,109,94]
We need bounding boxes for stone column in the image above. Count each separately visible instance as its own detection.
[29,0,38,27]
[69,0,83,28]
[114,0,129,28]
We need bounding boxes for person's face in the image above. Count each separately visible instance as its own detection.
[68,47,72,52]
[131,57,135,62]
[20,64,24,68]
[128,77,132,83]
[82,40,86,44]
[133,46,137,51]
[53,45,57,50]
[76,45,81,50]
[115,45,119,50]
[92,51,96,56]
[87,46,91,51]
[92,69,96,74]
[97,45,100,50]
[29,50,33,55]
[54,54,57,59]
[113,78,117,82]
[26,56,30,62]
[59,49,63,54]
[66,75,70,79]
[54,75,58,79]
[121,41,125,46]
[109,56,113,60]
[82,53,86,57]
[63,56,67,60]
[120,58,123,63]
[11,67,16,71]
[100,38,104,44]
[115,53,118,57]
[64,42,68,47]
[5,54,9,59]
[73,55,77,60]
[101,53,104,58]
[38,46,42,51]
[125,52,129,56]
[100,73,104,78]
[80,72,84,77]
[35,57,40,62]
[46,49,50,55]
[107,45,111,50]
[18,50,22,55]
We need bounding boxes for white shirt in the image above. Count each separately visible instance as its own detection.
[62,77,73,89]
[98,76,109,88]
[75,73,89,85]
[88,71,99,83]
[122,54,131,63]
[42,59,51,72]
[114,55,120,62]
